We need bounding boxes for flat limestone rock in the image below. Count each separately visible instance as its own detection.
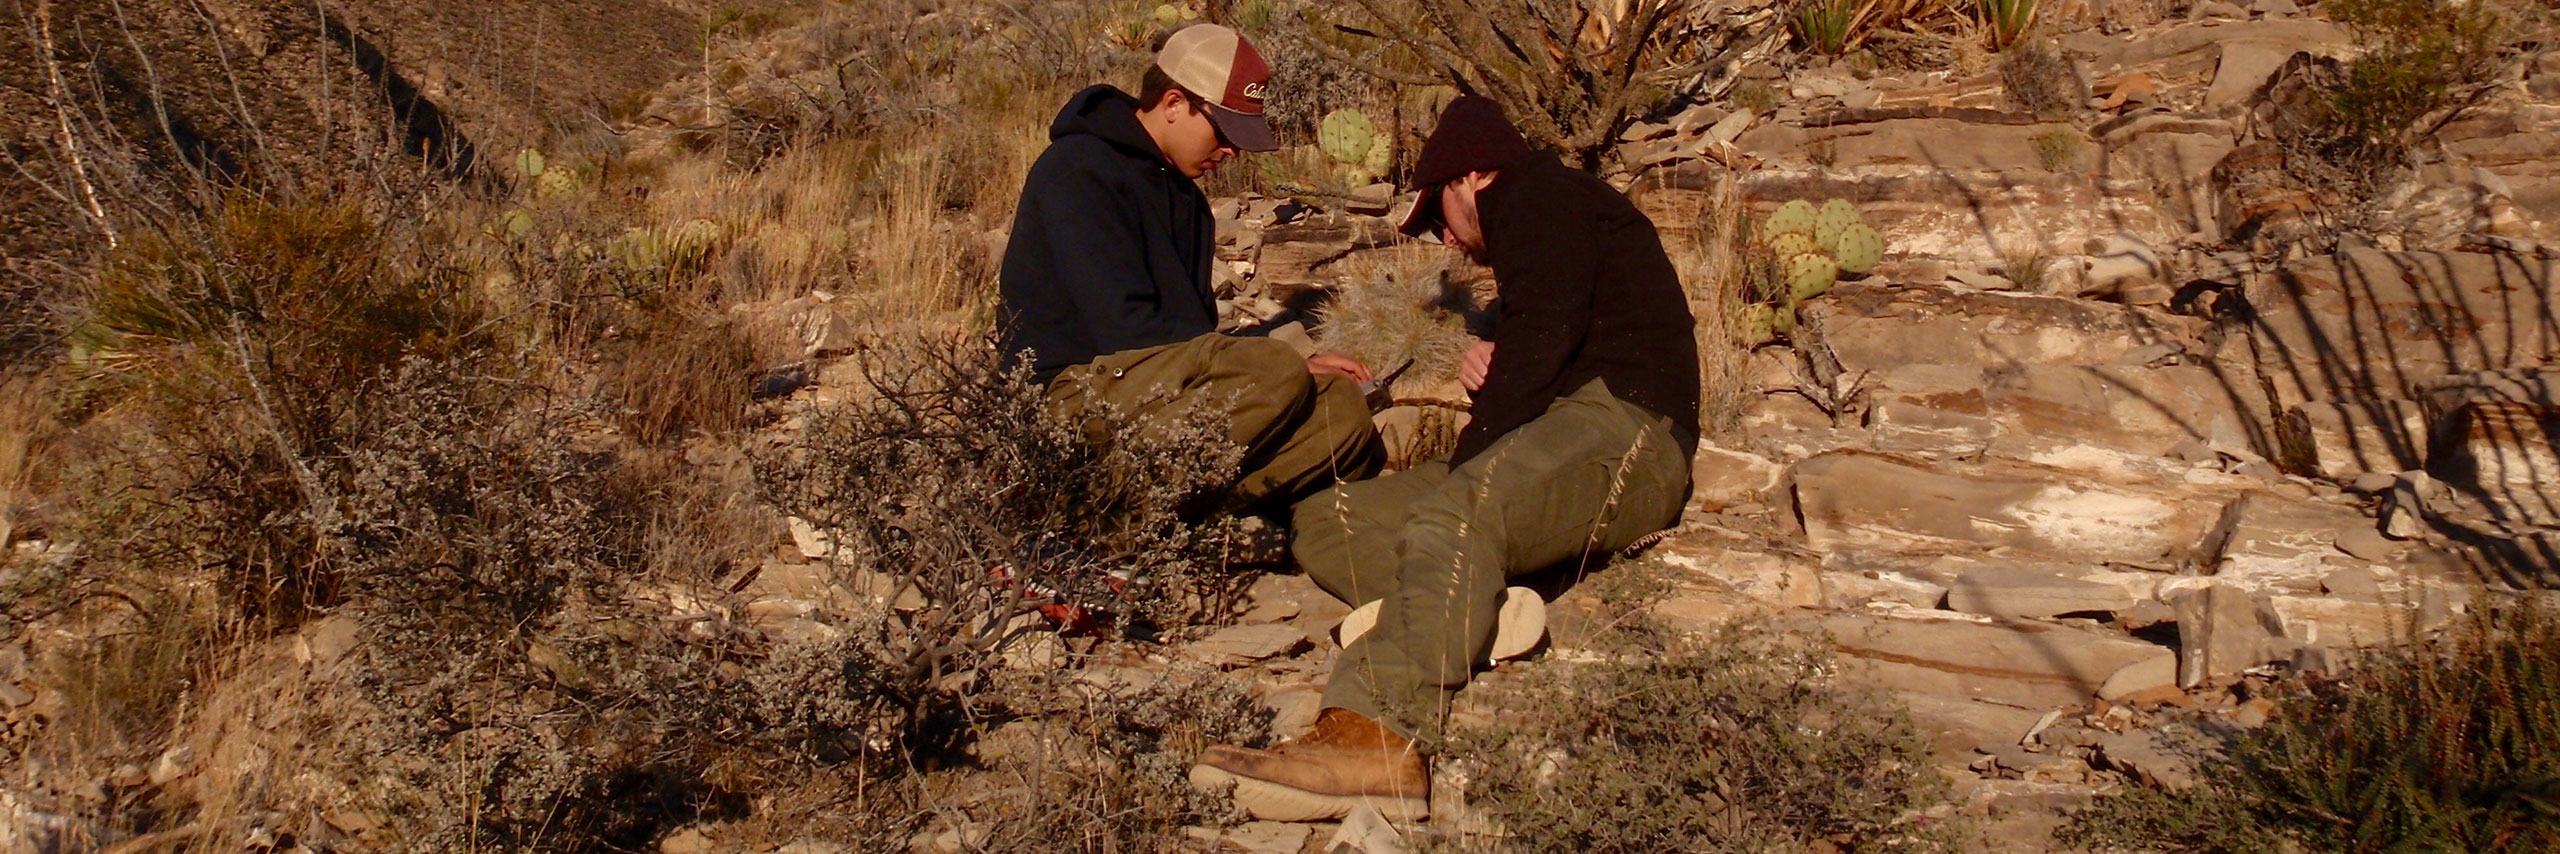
[2245,250,2560,412]
[2193,491,2372,589]
[1814,613,2177,709]
[2095,729,2201,790]
[1789,452,2220,564]
[1805,283,2210,371]
[1689,442,1785,508]
[1945,568,2140,619]
[1184,822,1313,854]
[1188,623,1310,664]
[2427,400,2560,526]
[2171,581,2278,686]
[2275,400,2430,480]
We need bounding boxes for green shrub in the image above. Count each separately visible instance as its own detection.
[2060,598,2560,853]
[2034,128,2084,172]
[1442,617,1961,853]
[2321,0,2506,152]
[2264,0,2509,213]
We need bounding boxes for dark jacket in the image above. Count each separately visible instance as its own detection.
[1454,152,1701,465]
[997,85,1218,383]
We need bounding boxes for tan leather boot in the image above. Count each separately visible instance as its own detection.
[1189,707,1428,822]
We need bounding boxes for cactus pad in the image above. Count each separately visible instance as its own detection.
[1833,223,1883,274]
[515,148,546,178]
[1735,303,1777,344]
[500,208,534,239]
[1786,251,1837,303]
[536,167,581,199]
[1319,109,1378,168]
[1764,199,1817,237]
[1814,198,1862,253]
[1768,231,1817,260]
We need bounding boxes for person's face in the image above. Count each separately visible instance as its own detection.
[1437,173,1490,259]
[1156,91,1239,178]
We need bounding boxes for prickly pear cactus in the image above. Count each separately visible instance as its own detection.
[1736,302,1778,345]
[499,208,534,239]
[1786,251,1837,302]
[1765,199,1817,237]
[1772,303,1798,336]
[1814,198,1862,253]
[1320,108,1389,185]
[536,167,581,199]
[1767,231,1817,260]
[1834,223,1883,274]
[515,148,546,178]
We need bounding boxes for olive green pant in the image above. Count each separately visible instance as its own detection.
[1295,379,1689,745]
[1047,333,1385,515]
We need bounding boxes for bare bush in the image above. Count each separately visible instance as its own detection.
[755,330,1256,654]
[1443,616,1960,853]
[1299,0,1790,169]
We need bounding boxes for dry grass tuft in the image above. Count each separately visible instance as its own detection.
[1660,169,1757,436]
[1313,245,1477,390]
[1446,612,1961,852]
[2000,243,2055,293]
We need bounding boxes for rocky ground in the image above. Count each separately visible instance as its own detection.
[8,0,2560,851]
[774,7,2560,849]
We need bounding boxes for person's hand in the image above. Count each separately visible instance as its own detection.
[1458,339,1495,391]
[1306,352,1373,385]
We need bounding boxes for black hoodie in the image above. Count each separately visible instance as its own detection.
[997,85,1218,383]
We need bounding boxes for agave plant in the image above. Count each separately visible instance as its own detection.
[1979,0,2037,50]
[1793,0,1865,56]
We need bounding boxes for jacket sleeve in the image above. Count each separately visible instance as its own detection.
[1467,187,1600,434]
[1026,151,1187,357]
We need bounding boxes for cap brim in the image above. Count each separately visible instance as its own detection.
[1396,186,1443,239]
[1206,106,1278,153]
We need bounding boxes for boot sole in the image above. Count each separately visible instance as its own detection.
[1336,586,1545,664]
[1188,764,1429,823]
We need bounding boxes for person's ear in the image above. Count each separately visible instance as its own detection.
[1156,88,1189,117]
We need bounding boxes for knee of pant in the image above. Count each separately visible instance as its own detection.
[1290,485,1355,535]
[1396,500,1499,564]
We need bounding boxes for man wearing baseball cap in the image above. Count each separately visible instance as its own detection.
[1191,96,1698,821]
[998,24,1383,517]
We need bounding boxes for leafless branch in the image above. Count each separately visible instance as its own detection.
[32,0,119,247]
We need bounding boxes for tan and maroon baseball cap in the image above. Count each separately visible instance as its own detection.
[1158,24,1277,152]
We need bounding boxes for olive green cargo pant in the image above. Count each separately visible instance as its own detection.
[1047,333,1385,516]
[1294,379,1689,744]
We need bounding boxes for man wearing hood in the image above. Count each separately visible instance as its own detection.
[1190,97,1698,822]
[998,24,1383,517]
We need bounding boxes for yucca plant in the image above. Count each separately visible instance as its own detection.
[1978,0,2037,50]
[1794,0,1865,56]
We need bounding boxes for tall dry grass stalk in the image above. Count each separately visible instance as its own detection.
[1662,169,1753,436]
[0,378,43,548]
